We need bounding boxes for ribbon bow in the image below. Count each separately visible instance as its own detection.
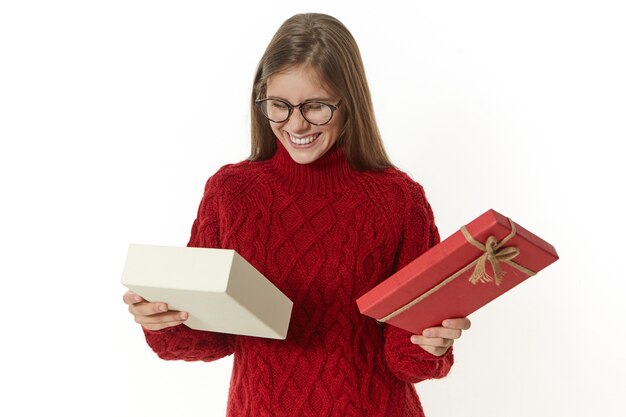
[462,230,521,286]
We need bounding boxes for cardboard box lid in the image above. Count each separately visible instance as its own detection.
[121,244,293,339]
[356,209,559,334]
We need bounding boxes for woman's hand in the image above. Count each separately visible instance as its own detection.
[123,290,188,331]
[410,318,471,356]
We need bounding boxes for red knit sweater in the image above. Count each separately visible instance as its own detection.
[143,141,454,416]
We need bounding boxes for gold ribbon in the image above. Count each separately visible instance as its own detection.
[378,217,537,323]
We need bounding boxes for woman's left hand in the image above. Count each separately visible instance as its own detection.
[410,318,471,356]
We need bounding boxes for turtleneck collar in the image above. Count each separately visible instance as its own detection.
[267,140,358,194]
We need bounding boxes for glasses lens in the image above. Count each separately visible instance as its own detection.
[302,102,333,125]
[259,99,290,123]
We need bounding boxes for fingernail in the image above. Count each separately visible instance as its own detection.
[158,304,167,312]
[410,336,418,344]
[180,312,188,320]
[133,295,142,303]
[423,329,433,337]
[442,320,450,327]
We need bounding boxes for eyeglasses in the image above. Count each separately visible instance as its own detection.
[255,98,341,126]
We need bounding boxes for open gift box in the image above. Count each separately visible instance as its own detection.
[356,209,559,335]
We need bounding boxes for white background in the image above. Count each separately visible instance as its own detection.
[1,1,624,416]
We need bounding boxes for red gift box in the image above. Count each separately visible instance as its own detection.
[356,209,559,335]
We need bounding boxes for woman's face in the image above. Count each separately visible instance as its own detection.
[265,65,344,165]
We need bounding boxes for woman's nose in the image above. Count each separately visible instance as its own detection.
[285,108,310,131]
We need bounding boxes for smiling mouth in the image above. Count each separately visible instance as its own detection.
[288,132,320,145]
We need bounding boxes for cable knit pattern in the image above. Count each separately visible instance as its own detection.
[143,141,453,416]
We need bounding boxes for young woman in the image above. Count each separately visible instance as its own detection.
[123,13,470,417]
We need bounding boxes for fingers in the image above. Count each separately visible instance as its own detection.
[409,317,471,356]
[443,318,471,331]
[423,326,462,340]
[136,311,189,331]
[410,335,451,357]
[124,290,170,317]
[122,290,144,305]
[410,331,456,357]
[128,299,169,317]
[410,335,454,348]
[123,290,188,331]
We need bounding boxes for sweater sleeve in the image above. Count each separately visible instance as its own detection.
[383,177,454,383]
[142,171,236,362]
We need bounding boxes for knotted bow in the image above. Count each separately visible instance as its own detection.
[461,223,527,286]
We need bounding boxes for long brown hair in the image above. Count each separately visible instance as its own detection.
[249,13,393,171]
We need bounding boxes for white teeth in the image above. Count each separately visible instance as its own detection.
[288,133,319,145]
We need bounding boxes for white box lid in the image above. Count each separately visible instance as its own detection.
[121,244,293,339]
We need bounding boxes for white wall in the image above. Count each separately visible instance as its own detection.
[1,1,624,416]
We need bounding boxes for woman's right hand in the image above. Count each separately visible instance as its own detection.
[123,290,189,331]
